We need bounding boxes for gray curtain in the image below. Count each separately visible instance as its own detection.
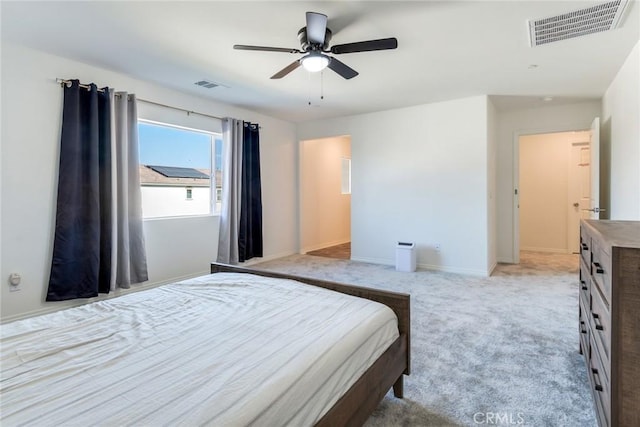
[217,118,243,264]
[48,81,148,301]
[110,90,148,289]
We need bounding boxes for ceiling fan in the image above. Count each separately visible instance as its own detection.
[234,11,398,80]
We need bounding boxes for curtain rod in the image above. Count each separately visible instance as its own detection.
[55,78,224,121]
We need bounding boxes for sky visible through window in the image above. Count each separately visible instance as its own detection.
[138,122,222,170]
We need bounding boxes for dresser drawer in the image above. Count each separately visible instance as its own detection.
[588,343,611,427]
[579,258,590,310]
[579,299,590,359]
[580,227,591,267]
[589,284,611,380]
[591,240,612,305]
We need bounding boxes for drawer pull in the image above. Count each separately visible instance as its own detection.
[580,280,587,290]
[593,262,604,274]
[592,313,604,331]
[592,368,603,392]
[580,321,587,334]
[581,243,589,251]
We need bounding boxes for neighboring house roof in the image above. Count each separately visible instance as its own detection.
[139,165,221,187]
[147,165,209,180]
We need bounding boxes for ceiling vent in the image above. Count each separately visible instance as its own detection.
[528,0,630,47]
[194,80,220,89]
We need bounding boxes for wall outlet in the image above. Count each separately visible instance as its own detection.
[9,273,22,292]
[435,243,441,252]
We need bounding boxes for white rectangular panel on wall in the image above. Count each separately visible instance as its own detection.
[341,158,351,195]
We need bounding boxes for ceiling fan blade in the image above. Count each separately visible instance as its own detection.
[306,11,328,45]
[270,60,302,79]
[331,37,398,54]
[234,44,301,54]
[327,57,358,80]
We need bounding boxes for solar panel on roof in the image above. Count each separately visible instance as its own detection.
[148,165,209,179]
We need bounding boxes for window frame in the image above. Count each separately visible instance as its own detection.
[137,119,221,219]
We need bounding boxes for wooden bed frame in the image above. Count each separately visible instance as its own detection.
[210,262,410,426]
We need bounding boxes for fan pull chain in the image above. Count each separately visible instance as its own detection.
[306,71,325,106]
[308,70,312,106]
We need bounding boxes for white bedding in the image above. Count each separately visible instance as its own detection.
[1,272,399,426]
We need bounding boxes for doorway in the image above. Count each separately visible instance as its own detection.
[567,142,592,253]
[299,136,351,259]
[517,130,590,256]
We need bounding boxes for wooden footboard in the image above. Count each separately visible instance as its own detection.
[316,334,408,427]
[210,262,411,426]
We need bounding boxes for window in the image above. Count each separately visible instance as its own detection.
[214,138,223,212]
[138,121,222,218]
[341,158,351,194]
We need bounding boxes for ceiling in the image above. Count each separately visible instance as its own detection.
[2,1,639,122]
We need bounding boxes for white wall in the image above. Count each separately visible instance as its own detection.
[495,101,601,263]
[1,42,297,321]
[601,40,640,220]
[298,96,491,276]
[300,136,351,253]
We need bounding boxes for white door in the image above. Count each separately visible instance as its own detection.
[588,117,601,219]
[568,143,591,253]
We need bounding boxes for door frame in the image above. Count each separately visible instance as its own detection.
[298,136,352,255]
[512,125,590,264]
[567,141,590,253]
[589,117,601,220]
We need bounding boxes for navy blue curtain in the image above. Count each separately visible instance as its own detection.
[238,122,263,262]
[47,80,112,301]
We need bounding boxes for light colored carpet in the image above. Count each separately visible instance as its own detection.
[253,251,595,427]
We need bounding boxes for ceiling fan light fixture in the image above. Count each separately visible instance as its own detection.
[301,53,330,72]
[233,11,397,80]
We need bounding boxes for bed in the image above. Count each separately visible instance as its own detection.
[1,263,410,426]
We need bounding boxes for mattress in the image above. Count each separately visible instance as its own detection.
[1,272,399,426]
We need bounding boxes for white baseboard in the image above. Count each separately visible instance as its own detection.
[487,260,498,276]
[350,256,491,277]
[520,246,569,254]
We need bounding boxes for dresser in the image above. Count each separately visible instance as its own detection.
[579,220,640,427]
